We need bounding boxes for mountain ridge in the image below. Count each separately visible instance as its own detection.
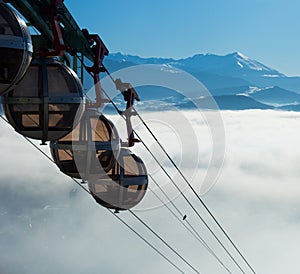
[107,51,284,77]
[103,51,300,111]
[105,51,300,92]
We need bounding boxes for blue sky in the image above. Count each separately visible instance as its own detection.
[67,0,300,76]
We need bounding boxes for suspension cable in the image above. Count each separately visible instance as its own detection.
[133,107,257,274]
[99,67,251,274]
[108,209,185,274]
[96,85,247,273]
[129,209,201,274]
[132,125,247,274]
[148,177,232,274]
[73,56,254,273]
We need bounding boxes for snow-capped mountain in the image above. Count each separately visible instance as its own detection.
[175,52,284,79]
[106,51,283,77]
[105,51,300,92]
[103,51,300,111]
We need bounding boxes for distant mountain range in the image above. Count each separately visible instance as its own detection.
[0,52,299,113]
[103,52,300,111]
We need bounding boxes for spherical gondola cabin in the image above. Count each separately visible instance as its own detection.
[50,109,121,180]
[2,58,84,144]
[0,2,32,95]
[88,148,148,211]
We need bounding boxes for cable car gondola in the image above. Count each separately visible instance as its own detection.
[2,58,84,144]
[0,2,32,95]
[50,108,121,180]
[1,0,149,213]
[88,148,148,211]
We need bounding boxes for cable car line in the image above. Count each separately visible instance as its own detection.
[97,93,246,272]
[101,66,256,274]
[131,108,256,274]
[0,114,198,274]
[108,209,185,274]
[149,176,233,274]
[132,127,247,274]
[93,84,247,274]
[75,58,251,273]
[129,210,201,274]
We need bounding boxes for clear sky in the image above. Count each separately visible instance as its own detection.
[66,0,300,76]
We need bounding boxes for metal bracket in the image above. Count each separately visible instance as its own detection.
[38,0,72,57]
[115,79,140,147]
[82,29,109,108]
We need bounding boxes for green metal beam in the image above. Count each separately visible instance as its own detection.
[4,0,95,62]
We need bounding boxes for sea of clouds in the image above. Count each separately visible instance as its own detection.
[1,109,300,274]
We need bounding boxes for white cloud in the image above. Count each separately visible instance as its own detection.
[1,109,300,273]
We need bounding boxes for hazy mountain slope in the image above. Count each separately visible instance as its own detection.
[106,52,300,93]
[249,86,300,105]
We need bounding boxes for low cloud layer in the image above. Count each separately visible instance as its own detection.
[1,110,300,273]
